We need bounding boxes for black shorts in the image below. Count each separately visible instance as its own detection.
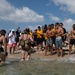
[52,37,56,44]
[62,36,66,42]
[0,47,4,52]
[70,39,75,45]
[37,38,43,45]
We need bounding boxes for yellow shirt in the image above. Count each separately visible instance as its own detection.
[37,30,43,38]
[30,32,33,36]
[51,28,56,37]
[52,28,56,33]
[43,33,48,40]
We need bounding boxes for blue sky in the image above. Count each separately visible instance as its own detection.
[0,0,75,32]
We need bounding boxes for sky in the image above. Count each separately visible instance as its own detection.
[0,0,75,32]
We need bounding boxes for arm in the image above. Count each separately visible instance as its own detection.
[46,30,48,37]
[50,30,55,37]
[62,33,67,36]
[8,32,13,38]
[29,35,34,42]
[70,30,73,38]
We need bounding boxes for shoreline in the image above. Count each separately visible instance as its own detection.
[6,45,75,62]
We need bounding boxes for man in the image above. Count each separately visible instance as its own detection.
[55,23,64,57]
[69,24,75,55]
[16,27,21,43]
[32,29,37,47]
[60,23,67,47]
[51,24,56,49]
[45,25,54,56]
[37,26,44,51]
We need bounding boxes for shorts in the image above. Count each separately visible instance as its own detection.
[62,36,66,42]
[52,37,56,44]
[8,43,16,47]
[0,47,4,52]
[70,39,75,45]
[46,38,52,46]
[37,38,43,45]
[55,37,62,48]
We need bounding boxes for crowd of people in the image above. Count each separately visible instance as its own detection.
[0,22,75,64]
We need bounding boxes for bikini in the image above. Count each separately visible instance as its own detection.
[0,41,4,52]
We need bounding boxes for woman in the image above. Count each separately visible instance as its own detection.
[19,28,34,61]
[0,29,8,64]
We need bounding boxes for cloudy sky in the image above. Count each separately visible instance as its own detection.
[0,0,75,32]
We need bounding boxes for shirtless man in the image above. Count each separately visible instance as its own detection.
[60,23,67,47]
[45,25,54,56]
[69,24,75,55]
[55,23,63,57]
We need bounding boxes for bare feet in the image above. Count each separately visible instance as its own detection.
[0,61,4,65]
[21,58,25,61]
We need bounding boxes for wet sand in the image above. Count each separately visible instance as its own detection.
[7,45,75,61]
[0,46,75,75]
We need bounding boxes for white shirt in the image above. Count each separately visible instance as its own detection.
[8,32,16,44]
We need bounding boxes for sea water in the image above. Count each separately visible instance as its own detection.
[0,58,75,75]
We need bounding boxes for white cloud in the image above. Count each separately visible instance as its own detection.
[28,25,37,31]
[28,25,42,31]
[0,0,44,22]
[53,0,75,14]
[63,18,75,32]
[49,14,60,22]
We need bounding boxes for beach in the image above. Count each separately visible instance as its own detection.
[7,45,75,61]
[0,46,75,75]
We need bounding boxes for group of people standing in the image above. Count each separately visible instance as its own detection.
[0,22,75,64]
[35,23,67,57]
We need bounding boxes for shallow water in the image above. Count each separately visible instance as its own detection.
[0,58,75,75]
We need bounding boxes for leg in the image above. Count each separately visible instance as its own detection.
[69,44,72,55]
[58,38,63,57]
[37,44,39,51]
[12,46,15,54]
[50,46,53,55]
[21,50,25,61]
[56,48,60,57]
[26,52,31,61]
[8,44,12,54]
[0,53,6,64]
[45,39,50,56]
[9,47,12,54]
[12,44,16,54]
[60,48,63,57]
[45,45,48,56]
[40,42,43,51]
